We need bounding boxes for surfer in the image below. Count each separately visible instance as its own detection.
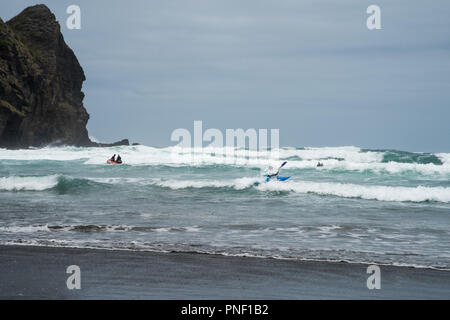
[116,154,122,164]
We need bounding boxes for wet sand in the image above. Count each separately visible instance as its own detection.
[0,245,449,299]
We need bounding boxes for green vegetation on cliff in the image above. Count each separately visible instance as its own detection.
[0,100,25,117]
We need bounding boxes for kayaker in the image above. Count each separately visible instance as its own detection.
[267,168,279,178]
[261,161,288,183]
[266,166,279,178]
[116,155,122,164]
[265,161,287,180]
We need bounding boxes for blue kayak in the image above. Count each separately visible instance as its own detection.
[254,175,291,186]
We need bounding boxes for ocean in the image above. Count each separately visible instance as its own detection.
[0,145,449,271]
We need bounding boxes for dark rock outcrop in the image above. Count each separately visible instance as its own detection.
[95,139,130,148]
[0,5,128,149]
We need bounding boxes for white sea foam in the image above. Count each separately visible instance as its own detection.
[281,146,383,163]
[0,175,59,191]
[437,153,450,165]
[0,225,51,233]
[1,145,449,175]
[151,177,256,190]
[317,225,342,232]
[256,180,450,203]
[153,226,201,233]
[284,159,450,175]
[0,224,201,234]
[0,145,386,165]
[150,178,450,203]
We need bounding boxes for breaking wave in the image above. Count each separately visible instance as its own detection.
[152,178,450,203]
[2,173,450,203]
[0,175,60,191]
[0,145,449,176]
[0,224,200,234]
[0,175,108,193]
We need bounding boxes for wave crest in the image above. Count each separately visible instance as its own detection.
[1,145,449,177]
[151,178,450,203]
[0,175,107,193]
[0,175,59,191]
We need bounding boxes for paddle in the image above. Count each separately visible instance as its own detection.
[275,161,287,175]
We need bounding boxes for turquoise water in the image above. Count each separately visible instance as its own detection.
[0,145,449,269]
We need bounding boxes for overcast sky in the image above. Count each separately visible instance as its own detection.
[2,0,449,152]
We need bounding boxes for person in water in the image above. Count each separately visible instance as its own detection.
[109,154,116,162]
[262,161,287,183]
[265,166,278,178]
[116,155,122,164]
[263,161,288,182]
[317,162,324,167]
[266,165,283,179]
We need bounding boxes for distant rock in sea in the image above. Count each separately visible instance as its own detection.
[0,4,128,149]
[96,139,130,148]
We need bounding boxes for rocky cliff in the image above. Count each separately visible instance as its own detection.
[0,5,127,148]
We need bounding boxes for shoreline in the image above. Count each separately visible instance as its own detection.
[1,244,449,299]
[2,241,449,272]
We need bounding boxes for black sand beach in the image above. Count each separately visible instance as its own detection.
[0,245,449,299]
